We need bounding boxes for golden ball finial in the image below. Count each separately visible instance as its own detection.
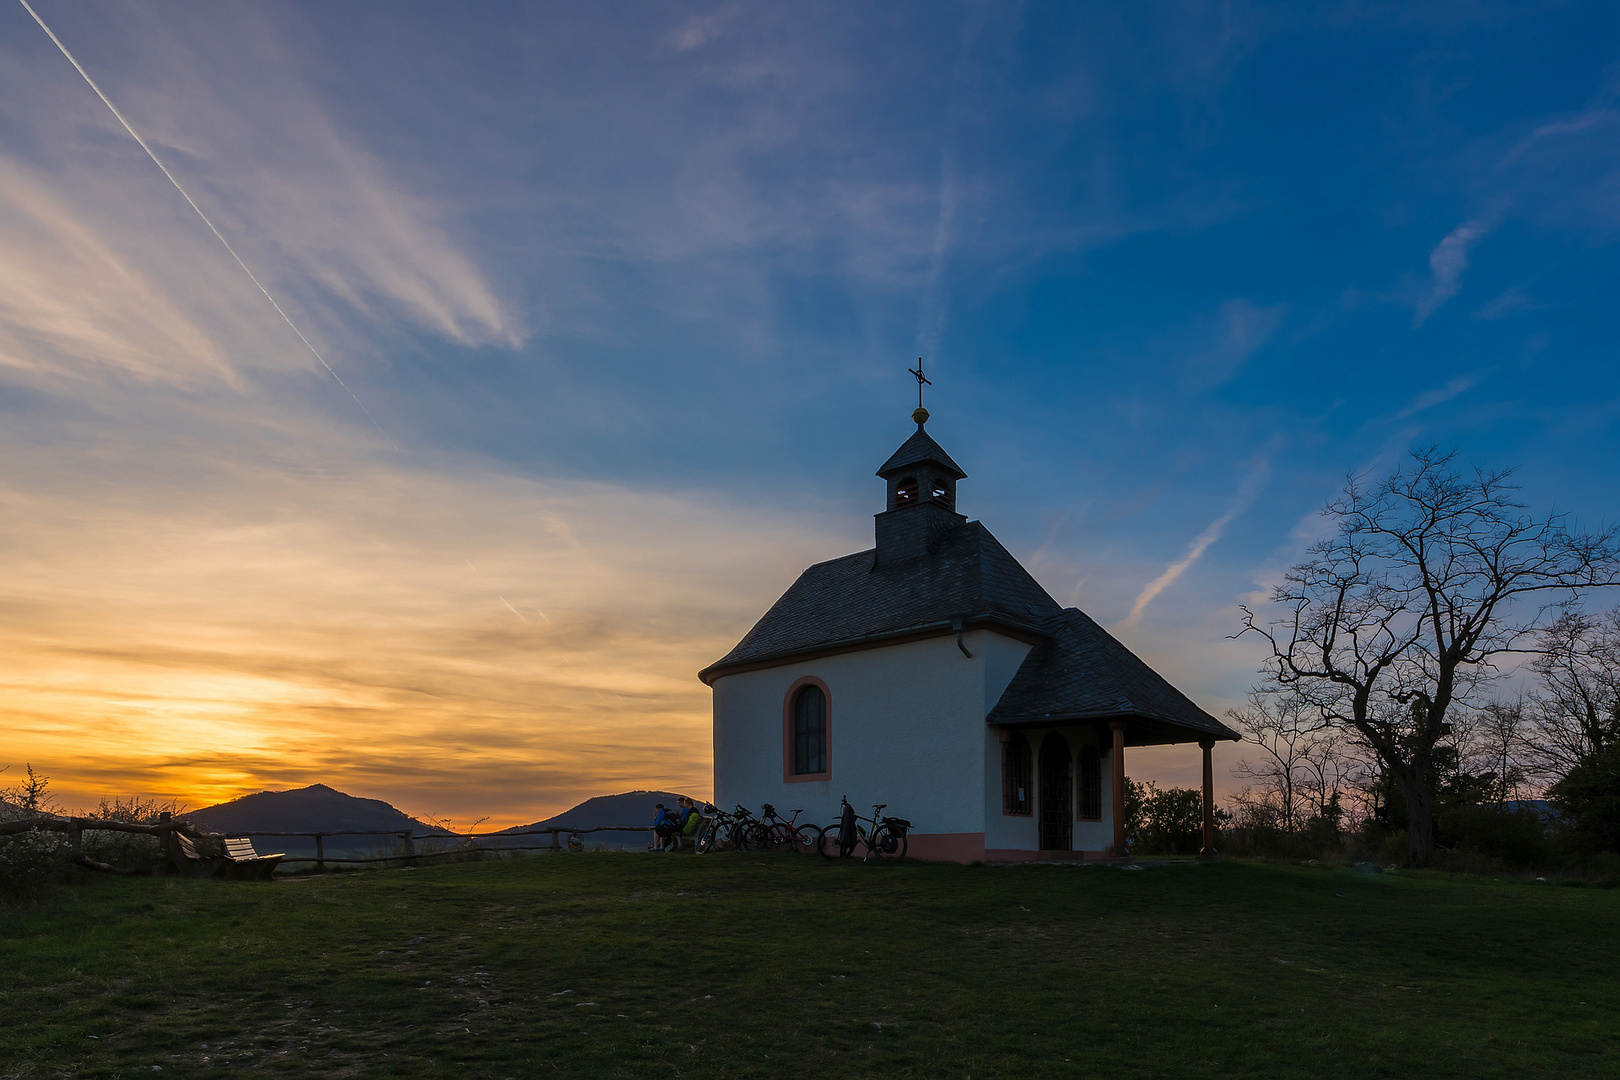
[912,406,929,426]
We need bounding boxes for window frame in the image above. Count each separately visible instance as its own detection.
[1002,731,1033,816]
[781,676,832,783]
[1078,744,1103,821]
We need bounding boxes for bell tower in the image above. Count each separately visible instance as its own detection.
[873,402,967,566]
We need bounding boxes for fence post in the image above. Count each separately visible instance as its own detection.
[71,817,83,859]
[315,833,325,872]
[159,811,175,874]
[551,829,560,852]
[400,831,416,865]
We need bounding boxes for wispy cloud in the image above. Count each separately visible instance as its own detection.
[0,439,851,824]
[1182,298,1287,387]
[1392,373,1479,420]
[1414,217,1493,326]
[1120,457,1271,630]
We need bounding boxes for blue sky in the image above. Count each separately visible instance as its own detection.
[2,1,1617,821]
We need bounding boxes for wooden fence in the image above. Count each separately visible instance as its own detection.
[0,812,658,872]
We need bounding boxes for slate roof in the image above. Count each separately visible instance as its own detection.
[701,517,1238,742]
[985,608,1238,743]
[877,428,967,479]
[699,521,1060,682]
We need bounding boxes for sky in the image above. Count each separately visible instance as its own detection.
[3,1,1618,827]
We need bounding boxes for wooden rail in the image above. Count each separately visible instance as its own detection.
[1,814,658,872]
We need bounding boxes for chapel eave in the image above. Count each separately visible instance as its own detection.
[697,612,1050,686]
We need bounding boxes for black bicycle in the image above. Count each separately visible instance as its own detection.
[818,797,910,861]
[749,803,821,854]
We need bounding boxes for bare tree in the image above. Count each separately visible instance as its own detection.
[1239,448,1619,865]
[1228,690,1368,832]
[1454,697,1529,805]
[1523,608,1620,781]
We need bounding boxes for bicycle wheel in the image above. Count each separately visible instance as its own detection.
[817,824,852,859]
[743,822,772,851]
[871,825,908,860]
[788,824,821,854]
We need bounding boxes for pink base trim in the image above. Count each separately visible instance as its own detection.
[903,832,985,864]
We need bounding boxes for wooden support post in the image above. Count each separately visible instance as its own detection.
[1110,722,1128,857]
[400,831,417,864]
[550,829,561,852]
[315,833,325,872]
[1199,738,1217,859]
[159,811,175,874]
[71,817,83,859]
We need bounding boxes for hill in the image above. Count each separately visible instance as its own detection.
[189,784,446,841]
[498,790,694,845]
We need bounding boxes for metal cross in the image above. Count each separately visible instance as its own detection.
[907,359,932,408]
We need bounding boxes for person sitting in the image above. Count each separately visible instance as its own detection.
[680,798,705,847]
[650,802,680,851]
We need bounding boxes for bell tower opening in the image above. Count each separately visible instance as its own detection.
[873,392,967,566]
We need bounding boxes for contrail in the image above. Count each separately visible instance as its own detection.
[18,0,397,450]
[1120,458,1271,630]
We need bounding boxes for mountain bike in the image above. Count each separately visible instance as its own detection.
[693,805,743,853]
[727,804,764,851]
[818,796,910,861]
[751,803,821,854]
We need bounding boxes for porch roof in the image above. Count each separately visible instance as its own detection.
[985,609,1240,745]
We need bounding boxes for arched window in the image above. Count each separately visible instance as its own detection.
[1002,732,1032,815]
[792,684,827,776]
[896,476,919,503]
[1078,745,1102,821]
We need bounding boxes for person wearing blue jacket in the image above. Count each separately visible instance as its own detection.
[650,802,679,851]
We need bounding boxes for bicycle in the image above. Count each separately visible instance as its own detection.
[727,804,763,851]
[818,796,910,861]
[754,803,822,854]
[696,804,745,853]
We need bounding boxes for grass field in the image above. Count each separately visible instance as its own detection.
[2,854,1616,1079]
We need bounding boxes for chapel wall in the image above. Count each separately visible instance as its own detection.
[712,632,1017,836]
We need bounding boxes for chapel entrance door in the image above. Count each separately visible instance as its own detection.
[1038,733,1073,851]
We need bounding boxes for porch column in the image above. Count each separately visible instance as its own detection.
[1199,737,1216,858]
[1110,721,1127,856]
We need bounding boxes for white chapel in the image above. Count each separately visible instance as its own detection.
[701,402,1238,862]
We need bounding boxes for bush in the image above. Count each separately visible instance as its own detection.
[1,765,67,905]
[1437,804,1553,867]
[1550,744,1620,853]
[1125,779,1222,856]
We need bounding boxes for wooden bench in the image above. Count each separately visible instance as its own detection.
[176,833,222,877]
[221,837,284,880]
[672,815,713,853]
[177,833,283,879]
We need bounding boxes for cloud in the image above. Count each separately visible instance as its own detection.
[1183,298,1287,388]
[0,428,854,824]
[0,158,235,386]
[1474,287,1536,320]
[1120,456,1271,630]
[1414,217,1492,326]
[2,2,519,387]
[1391,374,1479,420]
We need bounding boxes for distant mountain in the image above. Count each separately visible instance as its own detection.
[189,784,447,840]
[499,790,695,837]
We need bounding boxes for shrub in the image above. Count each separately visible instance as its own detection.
[0,765,67,905]
[1550,744,1620,853]
[1125,779,1223,856]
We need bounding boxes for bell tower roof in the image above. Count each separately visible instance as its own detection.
[876,421,967,480]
